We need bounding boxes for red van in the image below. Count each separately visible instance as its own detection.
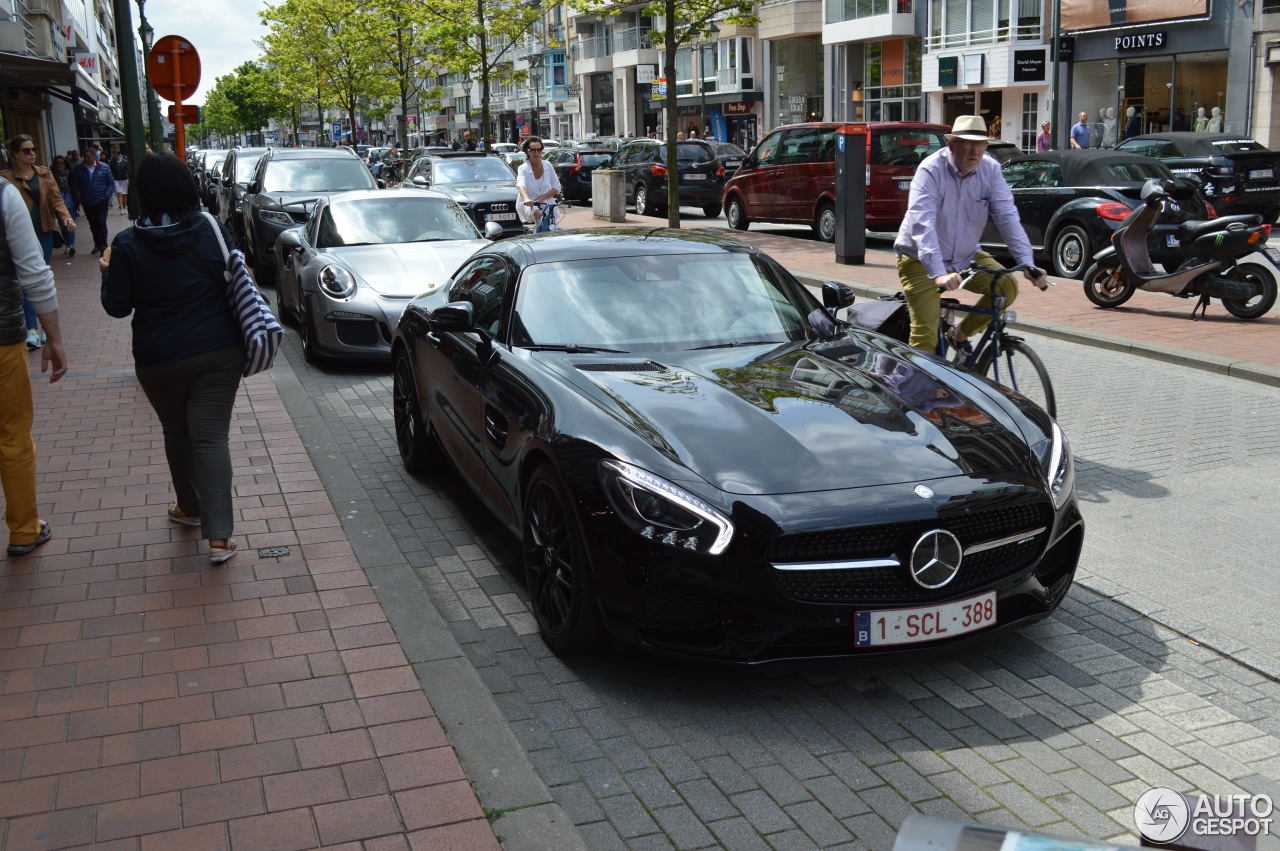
[722,121,950,240]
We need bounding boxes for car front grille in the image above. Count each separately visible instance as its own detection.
[769,500,1053,605]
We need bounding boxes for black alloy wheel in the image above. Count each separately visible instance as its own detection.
[298,300,321,364]
[1051,224,1090,279]
[522,465,604,654]
[392,350,437,472]
[1221,263,1279,320]
[726,196,750,231]
[1082,261,1136,308]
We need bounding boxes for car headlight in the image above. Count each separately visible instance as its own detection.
[599,459,733,555]
[319,265,356,298]
[1037,422,1074,510]
[259,209,293,226]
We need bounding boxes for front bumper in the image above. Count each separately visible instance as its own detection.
[302,289,411,362]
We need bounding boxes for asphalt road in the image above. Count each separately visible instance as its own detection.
[259,226,1280,848]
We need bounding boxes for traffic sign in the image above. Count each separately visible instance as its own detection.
[332,122,341,139]
[146,36,200,102]
[167,104,200,124]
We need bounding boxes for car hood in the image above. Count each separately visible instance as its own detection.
[539,337,1032,495]
[435,182,516,202]
[332,241,483,297]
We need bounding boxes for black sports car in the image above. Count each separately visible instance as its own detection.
[391,230,1083,664]
[981,150,1210,279]
[404,152,523,237]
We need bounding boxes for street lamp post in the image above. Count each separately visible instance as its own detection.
[696,24,719,141]
[136,0,164,150]
[530,59,544,139]
[566,81,581,138]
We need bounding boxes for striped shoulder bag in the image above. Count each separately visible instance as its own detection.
[202,212,283,377]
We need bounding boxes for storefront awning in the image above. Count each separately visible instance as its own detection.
[0,52,77,87]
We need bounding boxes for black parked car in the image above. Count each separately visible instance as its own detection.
[709,141,749,178]
[615,139,725,218]
[1114,132,1280,223]
[242,147,378,285]
[201,150,229,212]
[980,150,1211,279]
[545,148,614,202]
[391,230,1082,662]
[405,152,523,237]
[216,147,268,246]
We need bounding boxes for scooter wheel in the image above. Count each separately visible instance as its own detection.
[1221,263,1278,320]
[1082,262,1135,308]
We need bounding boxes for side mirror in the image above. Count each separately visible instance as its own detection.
[247,181,261,194]
[412,174,429,187]
[822,281,856,310]
[429,301,477,333]
[277,228,304,251]
[483,222,504,240]
[376,179,386,190]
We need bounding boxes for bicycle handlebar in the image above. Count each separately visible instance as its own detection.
[937,263,1053,293]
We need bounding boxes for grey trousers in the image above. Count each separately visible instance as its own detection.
[136,345,245,539]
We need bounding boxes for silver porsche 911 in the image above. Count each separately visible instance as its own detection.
[274,189,502,363]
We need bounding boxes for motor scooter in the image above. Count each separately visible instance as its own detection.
[1080,178,1278,320]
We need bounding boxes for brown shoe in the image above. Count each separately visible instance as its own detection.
[167,501,201,527]
[209,539,238,565]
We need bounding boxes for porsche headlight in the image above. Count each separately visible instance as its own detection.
[1040,422,1074,510]
[319,265,356,299]
[599,459,734,555]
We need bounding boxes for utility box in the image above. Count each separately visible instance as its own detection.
[592,170,626,222]
[834,124,868,265]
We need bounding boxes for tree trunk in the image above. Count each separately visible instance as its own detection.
[664,5,680,229]
[478,0,490,145]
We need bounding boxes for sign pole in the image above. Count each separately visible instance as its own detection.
[108,0,147,219]
[147,36,201,162]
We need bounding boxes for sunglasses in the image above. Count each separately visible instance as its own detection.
[19,146,36,154]
[527,147,544,152]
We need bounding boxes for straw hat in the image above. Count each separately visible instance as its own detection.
[946,115,989,141]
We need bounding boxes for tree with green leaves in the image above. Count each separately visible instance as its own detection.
[425,0,543,145]
[222,61,292,144]
[575,0,757,227]
[358,0,443,146]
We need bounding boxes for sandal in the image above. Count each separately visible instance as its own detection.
[8,521,52,556]
[209,539,238,565]
[167,501,201,527]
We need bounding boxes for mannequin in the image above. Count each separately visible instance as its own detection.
[1194,107,1207,133]
[1102,108,1117,147]
[1124,106,1141,139]
[1208,106,1222,133]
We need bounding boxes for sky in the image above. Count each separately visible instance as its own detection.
[141,0,270,103]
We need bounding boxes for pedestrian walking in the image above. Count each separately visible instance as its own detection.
[1036,120,1053,152]
[50,156,78,258]
[108,147,130,215]
[100,153,246,564]
[1070,111,1091,150]
[71,146,114,255]
[0,173,68,557]
[2,135,76,349]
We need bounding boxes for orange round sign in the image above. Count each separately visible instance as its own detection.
[146,35,201,102]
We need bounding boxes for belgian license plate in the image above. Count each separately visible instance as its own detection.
[485,212,517,221]
[854,591,996,648]
[1167,234,1181,248]
[727,161,742,170]
[1251,168,1274,180]
[897,180,911,191]
[1264,247,1280,264]
[684,173,706,181]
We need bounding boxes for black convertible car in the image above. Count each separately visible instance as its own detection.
[392,230,1082,663]
[981,150,1210,279]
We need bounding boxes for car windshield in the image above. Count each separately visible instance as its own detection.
[1210,138,1270,153]
[235,154,263,182]
[434,158,515,183]
[1105,161,1172,182]
[512,253,815,351]
[262,158,376,192]
[317,196,478,248]
[871,129,948,166]
[713,143,748,157]
[670,143,715,163]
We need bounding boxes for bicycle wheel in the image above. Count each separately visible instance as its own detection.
[976,338,1056,419]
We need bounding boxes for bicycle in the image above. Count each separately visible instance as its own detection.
[935,263,1057,418]
[529,197,569,234]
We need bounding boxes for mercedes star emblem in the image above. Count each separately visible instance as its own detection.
[909,529,963,589]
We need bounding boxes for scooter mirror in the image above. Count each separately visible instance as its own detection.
[1139,179,1166,202]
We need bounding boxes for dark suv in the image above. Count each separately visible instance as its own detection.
[1113,132,1280,222]
[722,121,949,240]
[242,147,377,284]
[615,139,724,218]
[404,151,523,237]
[217,147,268,246]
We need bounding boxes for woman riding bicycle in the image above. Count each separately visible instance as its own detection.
[516,136,561,231]
[894,115,1047,351]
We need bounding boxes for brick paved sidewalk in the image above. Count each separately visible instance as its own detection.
[560,205,1280,382]
[0,216,500,849]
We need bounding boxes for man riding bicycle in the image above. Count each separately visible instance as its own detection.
[894,114,1048,352]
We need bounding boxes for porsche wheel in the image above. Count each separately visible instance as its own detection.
[392,349,437,472]
[523,464,604,654]
[1082,261,1135,308]
[298,300,322,364]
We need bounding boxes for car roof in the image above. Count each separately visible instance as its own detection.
[327,188,454,204]
[764,121,951,132]
[270,147,358,160]
[1004,149,1171,184]
[483,228,763,266]
[1119,132,1270,153]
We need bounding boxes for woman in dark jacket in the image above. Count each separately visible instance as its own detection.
[101,153,246,564]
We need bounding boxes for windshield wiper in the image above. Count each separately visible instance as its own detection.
[689,340,777,350]
[525,344,630,353]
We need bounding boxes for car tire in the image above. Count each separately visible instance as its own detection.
[1221,263,1278,319]
[522,464,605,655]
[814,202,836,243]
[726,196,750,231]
[1051,224,1090,279]
[298,299,322,364]
[1082,261,1135,308]
[635,183,655,217]
[703,204,722,218]
[392,348,438,473]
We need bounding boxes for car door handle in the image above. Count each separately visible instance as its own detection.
[426,332,441,348]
